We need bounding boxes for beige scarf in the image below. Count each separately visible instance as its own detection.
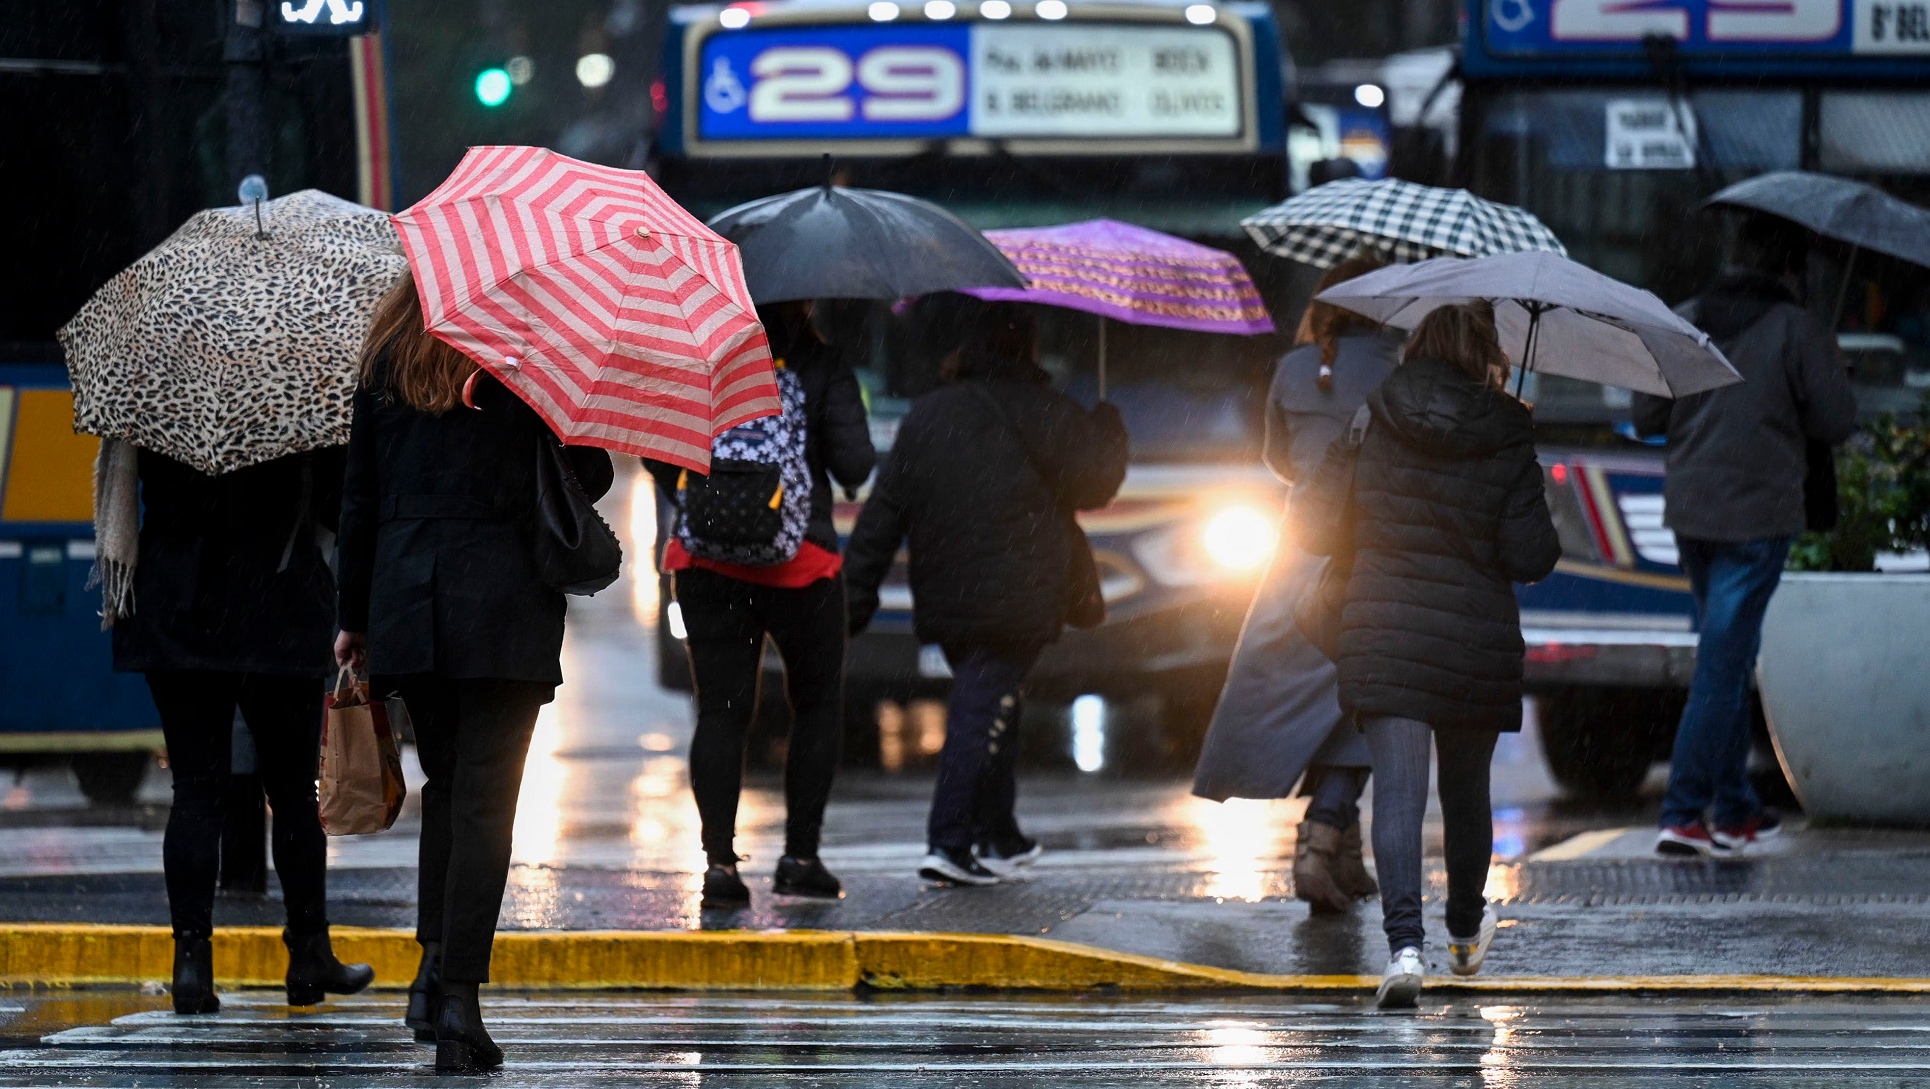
[89,438,140,629]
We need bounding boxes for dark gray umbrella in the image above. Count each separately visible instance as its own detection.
[707,182,1025,304]
[1704,171,1930,270]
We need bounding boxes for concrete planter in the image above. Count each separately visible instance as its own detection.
[1757,572,1930,826]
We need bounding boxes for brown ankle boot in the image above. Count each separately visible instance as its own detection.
[1292,821,1354,915]
[1333,823,1379,900]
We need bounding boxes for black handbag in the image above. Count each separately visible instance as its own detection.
[966,383,1106,630]
[1293,406,1371,661]
[533,435,622,596]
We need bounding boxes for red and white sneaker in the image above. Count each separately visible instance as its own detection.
[1713,808,1783,853]
[1656,823,1734,858]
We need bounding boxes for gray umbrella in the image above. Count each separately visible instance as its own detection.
[707,182,1025,304]
[1315,251,1741,398]
[1705,171,1930,269]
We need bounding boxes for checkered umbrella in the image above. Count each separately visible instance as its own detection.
[1242,178,1566,269]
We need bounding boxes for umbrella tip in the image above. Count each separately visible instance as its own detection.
[822,153,834,192]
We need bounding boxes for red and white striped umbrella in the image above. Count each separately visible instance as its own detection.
[393,146,777,471]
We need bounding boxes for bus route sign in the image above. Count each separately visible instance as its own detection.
[1485,0,1930,56]
[695,21,1245,143]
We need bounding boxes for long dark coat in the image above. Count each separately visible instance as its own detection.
[844,372,1128,648]
[336,366,614,687]
[113,448,345,677]
[1192,332,1400,800]
[1298,357,1560,734]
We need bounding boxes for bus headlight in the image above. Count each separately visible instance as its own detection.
[1131,500,1278,586]
[1201,503,1275,573]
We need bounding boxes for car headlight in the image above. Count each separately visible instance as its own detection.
[1131,499,1279,587]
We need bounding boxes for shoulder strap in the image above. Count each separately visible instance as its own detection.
[965,381,1049,480]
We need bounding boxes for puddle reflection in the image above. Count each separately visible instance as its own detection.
[1184,797,1297,902]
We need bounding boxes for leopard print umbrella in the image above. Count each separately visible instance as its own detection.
[59,189,407,475]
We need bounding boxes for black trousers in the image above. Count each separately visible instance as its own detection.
[927,642,1042,853]
[390,674,549,983]
[676,568,846,866]
[145,670,327,939]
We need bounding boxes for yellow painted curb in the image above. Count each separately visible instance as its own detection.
[3,925,1926,994]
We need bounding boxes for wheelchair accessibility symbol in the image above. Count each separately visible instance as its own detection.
[705,58,747,114]
[1491,0,1535,33]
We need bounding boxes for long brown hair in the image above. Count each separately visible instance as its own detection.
[358,271,478,415]
[1293,251,1388,392]
[1403,300,1509,389]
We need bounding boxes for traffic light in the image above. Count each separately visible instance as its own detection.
[475,67,512,107]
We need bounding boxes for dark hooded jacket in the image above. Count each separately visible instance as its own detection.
[1298,357,1560,733]
[1631,273,1857,542]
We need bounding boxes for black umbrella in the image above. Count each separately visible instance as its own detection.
[1704,171,1930,319]
[707,179,1025,304]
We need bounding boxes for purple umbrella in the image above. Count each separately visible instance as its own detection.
[961,219,1274,396]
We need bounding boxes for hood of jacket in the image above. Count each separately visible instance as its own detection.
[1694,272,1797,341]
[1368,356,1535,460]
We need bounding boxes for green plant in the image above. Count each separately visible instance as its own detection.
[1787,397,1930,572]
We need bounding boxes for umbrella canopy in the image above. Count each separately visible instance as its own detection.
[1704,171,1930,270]
[394,146,777,472]
[1315,251,1740,398]
[707,183,1025,304]
[1243,178,1567,269]
[960,219,1274,335]
[58,189,407,475]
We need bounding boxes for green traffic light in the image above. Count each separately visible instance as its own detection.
[475,68,512,107]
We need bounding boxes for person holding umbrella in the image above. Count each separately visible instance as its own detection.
[1634,212,1858,858]
[845,300,1128,885]
[59,188,397,1016]
[643,299,876,909]
[346,147,770,1074]
[1292,302,1560,1008]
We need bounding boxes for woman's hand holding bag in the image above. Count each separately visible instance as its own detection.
[319,666,407,835]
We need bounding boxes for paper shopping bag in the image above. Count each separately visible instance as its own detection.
[319,666,406,835]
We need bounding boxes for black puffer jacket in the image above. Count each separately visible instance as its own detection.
[844,373,1128,648]
[1299,357,1560,733]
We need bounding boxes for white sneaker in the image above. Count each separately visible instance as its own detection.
[976,837,1043,877]
[1376,946,1425,1009]
[916,848,1002,887]
[1448,906,1499,977]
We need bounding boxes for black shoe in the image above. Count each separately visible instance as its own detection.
[283,927,376,1007]
[917,845,1001,886]
[171,936,220,1015]
[405,941,442,1044]
[433,986,503,1074]
[773,855,842,898]
[701,864,751,909]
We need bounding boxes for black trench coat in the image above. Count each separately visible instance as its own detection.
[113,448,345,678]
[336,367,614,688]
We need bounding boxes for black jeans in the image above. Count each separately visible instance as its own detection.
[677,568,846,866]
[928,642,1042,853]
[146,671,327,939]
[1302,764,1369,831]
[1362,716,1499,953]
[390,674,549,983]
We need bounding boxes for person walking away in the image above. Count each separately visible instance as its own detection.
[1295,303,1559,1008]
[845,300,1129,885]
[644,300,876,909]
[1191,253,1396,915]
[335,273,613,1073]
[1633,214,1857,858]
[104,438,375,1015]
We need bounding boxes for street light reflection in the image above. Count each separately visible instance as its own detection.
[1199,1023,1272,1085]
[511,700,566,866]
[629,472,659,625]
[1185,796,1295,902]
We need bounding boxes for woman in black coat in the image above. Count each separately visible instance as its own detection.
[845,300,1128,886]
[113,447,374,1014]
[643,301,876,910]
[335,273,612,1073]
[1296,302,1559,1009]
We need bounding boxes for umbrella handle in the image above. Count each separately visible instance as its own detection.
[1830,244,1861,331]
[1097,315,1106,402]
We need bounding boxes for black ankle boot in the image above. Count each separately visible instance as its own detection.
[283,927,376,1007]
[405,941,442,1044]
[700,863,751,909]
[171,936,220,1015]
[433,982,503,1074]
[773,855,842,898]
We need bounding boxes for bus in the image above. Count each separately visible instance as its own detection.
[1450,0,1930,794]
[651,0,1300,770]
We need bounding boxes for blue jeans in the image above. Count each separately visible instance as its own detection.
[1659,535,1791,830]
[928,643,1043,852]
